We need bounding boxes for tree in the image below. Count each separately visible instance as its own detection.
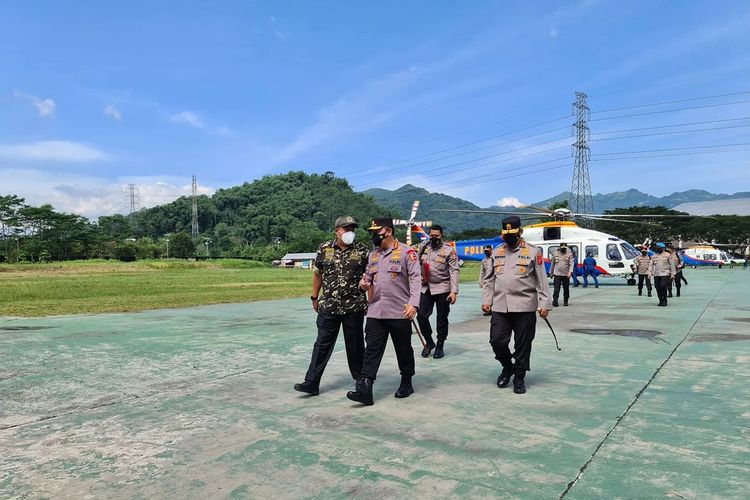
[170,232,195,258]
[113,243,137,262]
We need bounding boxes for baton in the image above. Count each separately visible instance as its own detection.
[542,316,562,351]
[411,318,427,349]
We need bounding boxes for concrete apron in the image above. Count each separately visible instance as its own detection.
[0,269,748,498]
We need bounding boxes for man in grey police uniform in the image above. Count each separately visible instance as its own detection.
[346,218,422,406]
[633,247,653,297]
[550,242,574,307]
[481,216,552,394]
[479,244,494,316]
[649,242,676,307]
[294,216,369,396]
[416,224,459,359]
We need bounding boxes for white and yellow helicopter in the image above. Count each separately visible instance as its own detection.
[439,205,698,285]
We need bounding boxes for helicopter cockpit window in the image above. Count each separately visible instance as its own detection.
[585,245,598,258]
[606,243,622,261]
[620,242,640,259]
[543,227,561,240]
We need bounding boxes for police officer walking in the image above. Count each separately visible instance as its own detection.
[667,244,684,297]
[416,225,459,359]
[481,216,553,394]
[633,248,652,297]
[650,242,676,307]
[550,242,574,307]
[294,216,369,396]
[347,218,422,406]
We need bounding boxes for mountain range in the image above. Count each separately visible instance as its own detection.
[362,185,750,233]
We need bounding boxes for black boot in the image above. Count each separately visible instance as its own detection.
[433,341,445,359]
[638,289,642,296]
[421,335,435,358]
[496,367,513,388]
[513,375,526,394]
[293,381,319,396]
[676,289,680,297]
[648,291,652,297]
[563,299,569,306]
[552,300,559,307]
[347,377,374,406]
[394,376,414,398]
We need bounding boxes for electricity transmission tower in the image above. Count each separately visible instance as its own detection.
[191,175,199,238]
[569,91,594,226]
[127,183,140,226]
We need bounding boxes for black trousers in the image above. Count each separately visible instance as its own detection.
[304,311,365,385]
[654,276,670,304]
[677,271,688,285]
[417,290,451,343]
[552,276,570,303]
[361,318,415,381]
[637,274,652,293]
[489,311,536,377]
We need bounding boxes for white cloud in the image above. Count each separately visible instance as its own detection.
[498,197,523,207]
[0,140,111,162]
[169,111,204,129]
[0,169,215,218]
[13,90,56,117]
[104,104,122,121]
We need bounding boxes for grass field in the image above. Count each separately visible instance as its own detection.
[0,259,481,317]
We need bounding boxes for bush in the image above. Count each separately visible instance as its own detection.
[113,243,137,262]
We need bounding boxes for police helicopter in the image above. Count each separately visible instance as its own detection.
[435,203,700,285]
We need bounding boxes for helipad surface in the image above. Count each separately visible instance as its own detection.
[1,269,749,498]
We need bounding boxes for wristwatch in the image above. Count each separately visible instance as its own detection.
[310,296,318,301]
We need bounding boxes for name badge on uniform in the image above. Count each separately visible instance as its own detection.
[388,263,402,273]
[435,256,446,264]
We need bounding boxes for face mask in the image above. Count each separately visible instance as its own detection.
[656,248,664,254]
[371,231,385,247]
[484,250,492,257]
[560,247,567,253]
[341,231,355,245]
[430,236,441,248]
[503,233,519,247]
[641,251,647,255]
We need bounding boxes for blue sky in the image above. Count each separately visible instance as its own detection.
[1,0,750,217]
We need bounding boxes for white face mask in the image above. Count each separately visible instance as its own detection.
[341,231,356,245]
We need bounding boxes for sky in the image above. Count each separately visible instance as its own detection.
[2,0,750,218]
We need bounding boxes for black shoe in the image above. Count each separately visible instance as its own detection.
[496,369,512,388]
[595,285,599,288]
[648,292,652,297]
[294,381,319,396]
[572,284,579,287]
[563,300,568,306]
[394,376,414,398]
[638,290,642,296]
[676,290,680,297]
[513,377,526,394]
[347,377,374,406]
[433,341,445,359]
[552,301,559,307]
[658,301,667,307]
[421,337,435,358]
[667,292,673,298]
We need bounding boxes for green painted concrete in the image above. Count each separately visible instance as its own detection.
[1,269,748,499]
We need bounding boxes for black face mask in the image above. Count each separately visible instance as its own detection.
[641,251,647,255]
[656,248,664,254]
[560,247,567,253]
[371,232,385,247]
[503,233,519,247]
[484,250,492,257]
[430,236,441,249]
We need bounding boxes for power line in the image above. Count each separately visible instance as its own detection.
[592,149,750,162]
[591,116,750,137]
[353,136,569,186]
[594,90,750,114]
[346,125,569,180]
[594,142,750,156]
[427,162,570,193]
[590,99,750,122]
[590,123,750,142]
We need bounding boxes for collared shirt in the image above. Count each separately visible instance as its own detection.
[633,254,651,274]
[479,255,493,288]
[482,240,553,313]
[650,252,675,277]
[418,241,460,295]
[314,239,369,315]
[360,240,422,319]
[550,249,575,276]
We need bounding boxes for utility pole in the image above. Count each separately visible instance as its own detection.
[191,175,199,238]
[569,91,594,226]
[127,183,140,227]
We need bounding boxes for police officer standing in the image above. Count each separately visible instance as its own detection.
[481,216,552,394]
[347,218,422,406]
[633,248,652,297]
[294,216,369,396]
[667,244,684,297]
[650,242,676,307]
[550,242,574,307]
[416,225,459,359]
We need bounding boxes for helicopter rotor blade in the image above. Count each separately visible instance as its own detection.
[410,200,420,220]
[433,209,551,216]
[575,215,662,226]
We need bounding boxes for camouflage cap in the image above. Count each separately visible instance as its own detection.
[334,215,358,228]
